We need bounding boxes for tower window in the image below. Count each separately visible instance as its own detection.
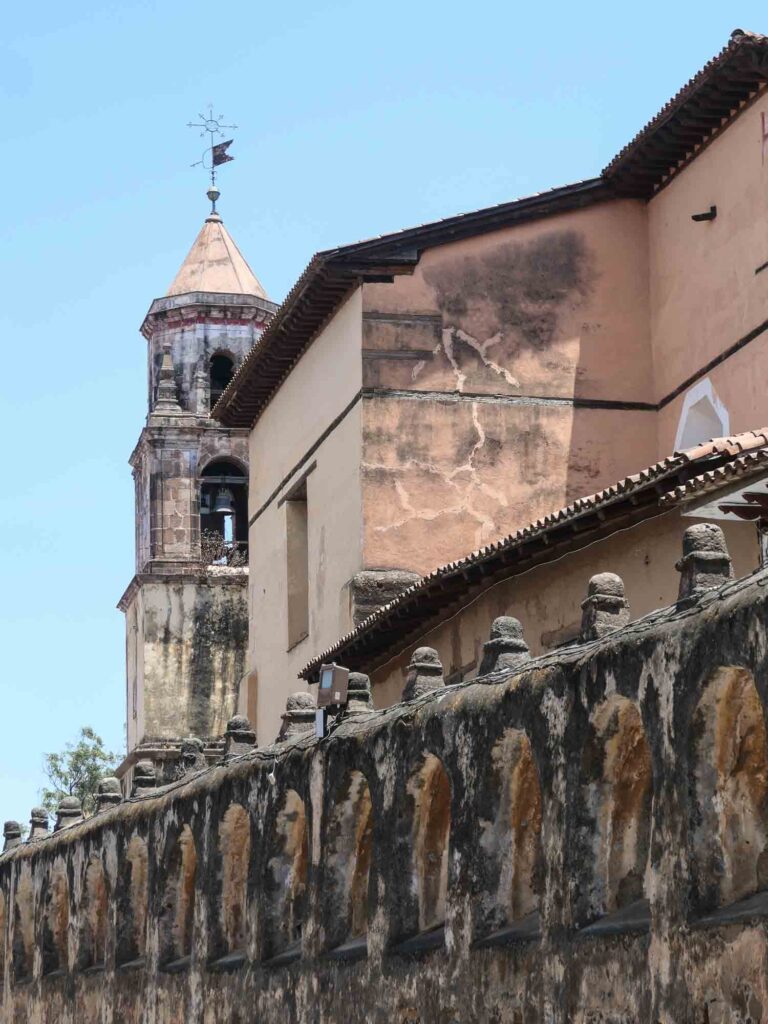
[210,353,235,407]
[200,460,248,565]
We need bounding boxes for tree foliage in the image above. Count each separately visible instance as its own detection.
[41,727,120,818]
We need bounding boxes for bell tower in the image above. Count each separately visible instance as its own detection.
[118,194,277,783]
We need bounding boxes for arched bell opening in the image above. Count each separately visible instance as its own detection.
[199,459,248,565]
[209,352,236,407]
[689,666,768,911]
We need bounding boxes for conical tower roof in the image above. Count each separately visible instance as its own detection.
[166,213,269,299]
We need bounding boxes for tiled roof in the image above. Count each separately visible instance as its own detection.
[213,32,768,429]
[604,29,768,196]
[660,446,768,506]
[211,179,610,427]
[300,428,768,681]
[167,214,270,300]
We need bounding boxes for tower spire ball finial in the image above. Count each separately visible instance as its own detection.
[187,105,237,218]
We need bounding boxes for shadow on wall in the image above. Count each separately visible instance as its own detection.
[689,666,768,911]
[263,789,308,959]
[159,825,196,965]
[577,695,653,924]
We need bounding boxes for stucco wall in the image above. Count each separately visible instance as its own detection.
[6,552,768,1024]
[649,99,768,453]
[359,200,657,575]
[125,573,248,744]
[370,511,759,707]
[247,289,364,744]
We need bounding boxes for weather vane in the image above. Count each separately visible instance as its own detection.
[187,105,238,215]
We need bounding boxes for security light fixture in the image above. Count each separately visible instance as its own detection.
[315,663,349,709]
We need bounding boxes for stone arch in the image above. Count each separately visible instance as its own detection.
[325,770,374,947]
[209,351,236,407]
[408,753,451,933]
[79,857,108,970]
[219,803,251,954]
[12,870,33,980]
[482,728,543,929]
[117,836,148,965]
[159,824,197,964]
[581,696,653,918]
[42,861,69,975]
[690,666,768,908]
[264,789,308,958]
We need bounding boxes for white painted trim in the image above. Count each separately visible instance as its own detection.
[674,377,730,452]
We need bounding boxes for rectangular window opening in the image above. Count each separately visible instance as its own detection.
[286,481,309,650]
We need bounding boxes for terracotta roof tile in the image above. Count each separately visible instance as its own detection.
[300,427,768,681]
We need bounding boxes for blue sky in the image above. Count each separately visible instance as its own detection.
[0,0,758,818]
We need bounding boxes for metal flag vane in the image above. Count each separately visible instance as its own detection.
[187,105,238,215]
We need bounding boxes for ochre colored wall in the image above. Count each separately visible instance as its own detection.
[370,512,759,708]
[360,199,656,575]
[649,99,768,454]
[247,289,364,744]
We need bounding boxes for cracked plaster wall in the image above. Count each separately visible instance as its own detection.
[359,200,655,576]
[6,561,768,1021]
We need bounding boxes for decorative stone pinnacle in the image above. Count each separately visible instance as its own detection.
[338,672,375,721]
[676,524,733,603]
[131,759,156,797]
[224,714,257,759]
[180,736,207,775]
[277,691,316,741]
[580,573,630,641]
[402,647,445,702]
[29,807,49,840]
[3,821,22,852]
[153,346,182,413]
[96,777,123,813]
[54,796,83,832]
[478,616,531,676]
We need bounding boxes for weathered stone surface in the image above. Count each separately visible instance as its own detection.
[4,556,768,1022]
[131,759,156,797]
[402,646,445,701]
[349,569,422,624]
[580,571,631,641]
[29,807,49,841]
[54,796,83,832]
[95,777,123,813]
[276,691,315,741]
[676,523,734,602]
[2,821,21,852]
[223,714,257,759]
[478,615,531,675]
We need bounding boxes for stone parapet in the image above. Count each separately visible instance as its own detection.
[3,537,768,1022]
